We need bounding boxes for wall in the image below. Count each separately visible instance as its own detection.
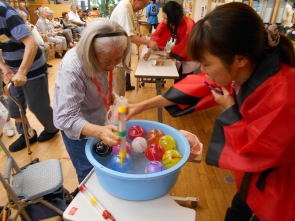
[192,0,208,21]
[28,3,72,24]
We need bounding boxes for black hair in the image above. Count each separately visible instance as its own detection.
[162,1,183,32]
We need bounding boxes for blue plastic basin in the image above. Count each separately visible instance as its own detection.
[85,120,190,201]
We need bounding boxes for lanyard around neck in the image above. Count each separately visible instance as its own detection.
[92,70,113,111]
[124,0,136,33]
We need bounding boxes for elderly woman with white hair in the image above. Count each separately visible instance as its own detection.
[53,18,131,183]
[17,10,53,68]
[35,7,67,58]
[18,1,29,19]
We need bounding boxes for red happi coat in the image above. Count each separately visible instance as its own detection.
[163,49,295,220]
[150,16,195,61]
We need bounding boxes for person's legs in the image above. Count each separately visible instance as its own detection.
[76,27,84,35]
[174,64,183,84]
[42,44,50,61]
[61,131,93,183]
[56,36,67,56]
[39,45,52,67]
[125,61,135,91]
[49,37,63,58]
[126,73,135,91]
[44,44,52,67]
[114,66,126,96]
[62,29,73,46]
[224,193,254,221]
[147,23,152,33]
[8,85,37,152]
[22,75,58,136]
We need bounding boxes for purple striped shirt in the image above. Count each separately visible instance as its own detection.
[53,48,109,140]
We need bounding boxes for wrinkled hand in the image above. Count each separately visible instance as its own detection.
[12,72,27,87]
[179,130,203,162]
[143,51,151,60]
[211,87,235,109]
[99,124,121,147]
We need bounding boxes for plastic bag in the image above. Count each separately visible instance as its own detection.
[0,102,8,132]
[31,26,44,46]
[105,92,128,125]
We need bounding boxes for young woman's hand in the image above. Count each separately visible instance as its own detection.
[124,103,144,121]
[143,50,151,60]
[211,87,235,109]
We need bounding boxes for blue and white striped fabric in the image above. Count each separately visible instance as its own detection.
[0,1,47,79]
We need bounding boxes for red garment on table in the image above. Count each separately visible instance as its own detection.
[163,49,295,221]
[150,16,195,61]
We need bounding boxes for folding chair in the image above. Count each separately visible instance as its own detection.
[0,140,65,221]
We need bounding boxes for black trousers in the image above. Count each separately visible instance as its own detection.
[174,64,193,84]
[148,23,158,33]
[224,193,260,221]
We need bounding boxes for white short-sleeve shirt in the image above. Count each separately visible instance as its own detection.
[68,11,81,23]
[110,0,134,37]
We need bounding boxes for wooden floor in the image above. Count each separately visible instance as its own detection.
[0,47,236,221]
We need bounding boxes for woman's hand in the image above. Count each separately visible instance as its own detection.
[124,103,144,121]
[143,51,151,60]
[211,87,235,109]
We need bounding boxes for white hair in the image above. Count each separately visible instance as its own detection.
[76,18,131,77]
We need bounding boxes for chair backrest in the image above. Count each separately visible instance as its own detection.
[0,140,31,220]
[0,140,65,221]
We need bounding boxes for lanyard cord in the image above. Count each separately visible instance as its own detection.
[124,0,136,33]
[92,70,113,111]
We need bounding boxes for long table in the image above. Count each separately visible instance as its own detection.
[134,46,179,122]
[63,169,196,221]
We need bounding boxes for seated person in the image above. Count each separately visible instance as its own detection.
[68,5,85,34]
[35,7,67,58]
[18,10,52,67]
[46,9,74,48]
[61,11,84,38]
[77,8,88,25]
[84,9,95,22]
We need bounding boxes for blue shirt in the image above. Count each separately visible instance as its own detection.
[0,2,47,79]
[146,3,159,24]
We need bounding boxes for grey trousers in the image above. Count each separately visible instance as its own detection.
[60,29,73,45]
[39,44,50,61]
[8,75,57,134]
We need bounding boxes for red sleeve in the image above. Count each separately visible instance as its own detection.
[170,17,195,61]
[150,21,171,48]
[208,66,295,171]
[163,73,232,117]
